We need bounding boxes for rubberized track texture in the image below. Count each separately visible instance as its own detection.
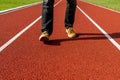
[0,0,120,80]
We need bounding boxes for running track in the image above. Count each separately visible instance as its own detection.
[0,0,120,79]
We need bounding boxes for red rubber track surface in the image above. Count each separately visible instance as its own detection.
[78,1,120,44]
[0,0,120,79]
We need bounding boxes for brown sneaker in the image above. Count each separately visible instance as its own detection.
[66,27,77,38]
[39,31,49,42]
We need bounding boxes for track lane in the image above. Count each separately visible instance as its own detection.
[0,0,120,80]
[78,1,120,45]
[0,4,42,46]
[0,0,62,52]
[77,5,120,50]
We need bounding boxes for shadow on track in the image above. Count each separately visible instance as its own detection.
[43,32,120,46]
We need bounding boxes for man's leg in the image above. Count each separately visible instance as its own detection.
[65,0,76,28]
[39,0,54,41]
[42,0,54,35]
[65,0,77,38]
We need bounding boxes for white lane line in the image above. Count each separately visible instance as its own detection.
[0,0,62,52]
[54,0,62,7]
[77,5,120,51]
[0,16,42,52]
[0,2,42,15]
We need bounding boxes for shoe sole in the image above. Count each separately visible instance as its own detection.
[68,34,77,38]
[39,37,49,42]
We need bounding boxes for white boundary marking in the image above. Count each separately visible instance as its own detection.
[0,2,42,15]
[77,5,120,51]
[54,0,62,7]
[0,0,62,52]
[0,16,42,52]
[80,0,120,14]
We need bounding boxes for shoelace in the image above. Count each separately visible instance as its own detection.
[43,31,48,35]
[68,28,74,34]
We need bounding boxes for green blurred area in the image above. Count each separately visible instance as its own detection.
[0,0,42,11]
[83,0,120,11]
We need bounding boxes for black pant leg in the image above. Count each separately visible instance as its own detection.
[42,0,54,35]
[65,0,76,28]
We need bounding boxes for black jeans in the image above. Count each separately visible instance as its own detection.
[42,0,76,35]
